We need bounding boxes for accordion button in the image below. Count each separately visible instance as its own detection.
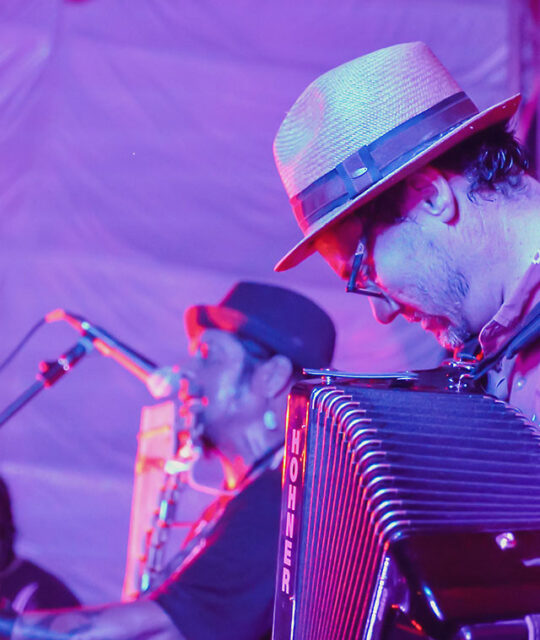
[495,532,516,550]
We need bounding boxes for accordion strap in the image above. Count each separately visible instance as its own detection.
[472,302,540,380]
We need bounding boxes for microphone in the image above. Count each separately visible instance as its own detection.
[45,309,178,398]
[146,366,182,399]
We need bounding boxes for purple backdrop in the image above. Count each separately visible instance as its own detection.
[0,0,516,603]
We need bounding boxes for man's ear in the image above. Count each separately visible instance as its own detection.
[252,355,294,399]
[405,165,456,224]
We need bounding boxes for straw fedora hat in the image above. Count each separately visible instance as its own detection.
[273,41,520,272]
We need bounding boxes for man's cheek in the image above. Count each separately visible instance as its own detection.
[216,375,238,404]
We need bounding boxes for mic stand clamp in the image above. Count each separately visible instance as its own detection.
[0,337,95,428]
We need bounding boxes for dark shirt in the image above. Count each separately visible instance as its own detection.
[152,466,282,640]
[0,558,80,612]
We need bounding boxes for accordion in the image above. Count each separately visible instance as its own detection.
[273,369,540,640]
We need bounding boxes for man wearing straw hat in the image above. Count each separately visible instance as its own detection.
[273,41,540,424]
[0,282,335,640]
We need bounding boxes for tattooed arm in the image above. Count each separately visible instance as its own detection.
[10,599,185,640]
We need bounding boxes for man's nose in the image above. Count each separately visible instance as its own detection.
[369,295,401,324]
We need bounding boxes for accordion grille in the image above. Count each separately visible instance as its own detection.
[298,388,383,638]
[273,382,540,640]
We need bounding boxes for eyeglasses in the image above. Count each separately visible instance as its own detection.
[345,236,386,299]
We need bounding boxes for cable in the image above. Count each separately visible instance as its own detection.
[0,317,46,375]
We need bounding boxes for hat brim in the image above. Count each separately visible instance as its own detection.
[185,305,250,341]
[274,94,521,272]
[185,305,303,364]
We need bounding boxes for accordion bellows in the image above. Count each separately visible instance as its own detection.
[273,380,540,640]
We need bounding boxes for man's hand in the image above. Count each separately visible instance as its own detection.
[10,599,184,640]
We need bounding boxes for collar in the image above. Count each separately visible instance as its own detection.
[239,441,284,488]
[479,254,540,357]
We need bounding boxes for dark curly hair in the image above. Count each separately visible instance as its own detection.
[432,122,530,201]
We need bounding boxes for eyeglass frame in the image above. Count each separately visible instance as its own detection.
[345,236,386,299]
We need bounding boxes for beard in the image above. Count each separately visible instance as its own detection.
[434,318,471,350]
[186,411,217,453]
[413,249,472,351]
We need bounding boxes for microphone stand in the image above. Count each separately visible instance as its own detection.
[0,336,94,428]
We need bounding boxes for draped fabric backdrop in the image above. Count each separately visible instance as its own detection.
[0,0,522,604]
